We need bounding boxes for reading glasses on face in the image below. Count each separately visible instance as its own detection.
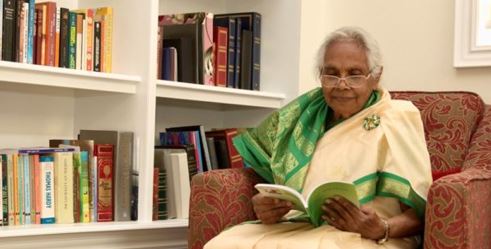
[320,74,371,88]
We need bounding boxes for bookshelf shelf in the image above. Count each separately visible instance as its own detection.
[157,80,285,109]
[0,61,140,94]
[0,219,188,238]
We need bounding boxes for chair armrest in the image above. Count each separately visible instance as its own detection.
[424,168,491,249]
[188,168,263,249]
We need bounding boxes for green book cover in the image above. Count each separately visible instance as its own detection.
[79,151,90,223]
[255,181,360,227]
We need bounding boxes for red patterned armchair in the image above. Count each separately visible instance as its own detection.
[188,91,491,249]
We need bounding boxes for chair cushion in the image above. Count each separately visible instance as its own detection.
[390,91,484,175]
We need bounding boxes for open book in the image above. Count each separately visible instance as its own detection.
[255,181,359,227]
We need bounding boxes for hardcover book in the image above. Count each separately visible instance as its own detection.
[255,182,359,227]
[54,151,74,224]
[165,125,211,172]
[94,144,114,222]
[206,128,243,169]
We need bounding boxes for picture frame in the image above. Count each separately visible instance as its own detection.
[454,0,491,67]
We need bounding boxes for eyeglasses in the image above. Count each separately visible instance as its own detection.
[320,74,371,88]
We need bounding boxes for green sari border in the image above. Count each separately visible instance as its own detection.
[351,172,426,218]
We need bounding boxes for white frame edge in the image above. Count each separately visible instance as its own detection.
[454,0,491,67]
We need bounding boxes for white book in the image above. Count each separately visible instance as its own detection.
[54,152,74,224]
[169,152,190,219]
[40,155,55,224]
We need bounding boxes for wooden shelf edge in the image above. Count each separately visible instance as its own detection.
[0,61,140,94]
[0,219,188,238]
[157,80,285,109]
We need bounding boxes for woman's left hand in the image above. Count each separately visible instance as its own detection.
[321,196,386,240]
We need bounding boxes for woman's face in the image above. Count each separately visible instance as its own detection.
[320,40,380,119]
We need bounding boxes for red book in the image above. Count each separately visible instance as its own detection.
[152,167,159,221]
[35,2,56,66]
[214,26,228,87]
[94,144,114,222]
[206,128,243,168]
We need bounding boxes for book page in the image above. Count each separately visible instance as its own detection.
[306,181,359,227]
[255,184,307,212]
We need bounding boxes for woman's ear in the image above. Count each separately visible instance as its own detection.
[375,66,383,81]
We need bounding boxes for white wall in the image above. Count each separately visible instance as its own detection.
[299,0,491,103]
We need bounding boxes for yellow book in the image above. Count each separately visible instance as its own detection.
[54,152,74,224]
[95,7,112,73]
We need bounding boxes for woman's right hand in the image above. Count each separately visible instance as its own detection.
[252,193,292,224]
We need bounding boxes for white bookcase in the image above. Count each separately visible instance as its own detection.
[0,0,302,248]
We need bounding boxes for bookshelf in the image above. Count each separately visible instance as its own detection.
[0,0,302,248]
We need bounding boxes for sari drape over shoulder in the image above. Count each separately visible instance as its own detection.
[206,87,432,249]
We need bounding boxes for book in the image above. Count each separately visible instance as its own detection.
[54,151,74,224]
[2,0,17,61]
[206,128,243,169]
[165,125,211,172]
[255,181,360,227]
[156,144,197,183]
[169,152,190,219]
[95,7,112,73]
[114,132,134,221]
[94,144,114,222]
[213,16,236,88]
[0,0,3,61]
[39,155,55,224]
[213,26,228,87]
[162,25,199,84]
[240,29,252,90]
[1,155,7,225]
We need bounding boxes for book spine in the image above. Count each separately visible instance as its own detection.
[75,13,84,70]
[34,5,42,65]
[90,155,97,222]
[234,18,241,88]
[93,21,101,72]
[0,0,3,61]
[40,155,55,224]
[1,156,7,225]
[15,0,24,62]
[6,155,15,225]
[96,7,112,72]
[45,2,56,66]
[202,13,214,85]
[54,7,60,67]
[157,167,167,220]
[86,9,94,71]
[214,26,228,87]
[22,154,31,224]
[19,2,28,63]
[2,0,17,61]
[95,144,114,222]
[81,17,87,71]
[80,151,90,223]
[152,167,159,221]
[0,156,2,225]
[157,25,163,79]
[33,154,41,224]
[54,152,74,224]
[72,152,81,223]
[17,153,24,224]
[40,4,46,65]
[28,155,35,224]
[58,8,69,68]
[68,11,76,69]
[26,0,34,64]
[251,13,261,90]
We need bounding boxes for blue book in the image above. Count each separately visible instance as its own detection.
[165,125,211,172]
[26,0,35,64]
[22,154,31,224]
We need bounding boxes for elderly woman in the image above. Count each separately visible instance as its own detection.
[204,27,432,249]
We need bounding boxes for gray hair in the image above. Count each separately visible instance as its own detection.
[315,26,382,78]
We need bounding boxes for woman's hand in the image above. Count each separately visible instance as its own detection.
[252,193,292,224]
[321,196,386,240]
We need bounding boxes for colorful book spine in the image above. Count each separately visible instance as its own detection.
[68,11,76,69]
[72,152,81,223]
[234,18,241,88]
[251,13,261,90]
[26,0,35,64]
[91,155,97,222]
[214,26,228,87]
[75,13,84,70]
[6,154,15,225]
[54,7,60,67]
[17,153,24,225]
[213,16,236,88]
[152,167,159,221]
[93,21,101,72]
[33,154,41,224]
[0,156,2,225]
[85,9,94,71]
[58,8,69,68]
[1,155,6,225]
[54,151,74,224]
[79,151,90,223]
[22,154,31,224]
[95,7,113,73]
[40,155,55,224]
[94,144,114,222]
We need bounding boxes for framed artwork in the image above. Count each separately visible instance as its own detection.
[454,0,491,67]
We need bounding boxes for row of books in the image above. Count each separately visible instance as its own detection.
[0,130,135,226]
[0,1,113,72]
[157,12,261,91]
[153,126,244,220]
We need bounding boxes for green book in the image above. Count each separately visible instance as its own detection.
[255,181,359,227]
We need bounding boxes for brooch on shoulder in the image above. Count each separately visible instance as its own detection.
[363,114,381,131]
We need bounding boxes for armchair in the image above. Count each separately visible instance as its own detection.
[189,91,491,249]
